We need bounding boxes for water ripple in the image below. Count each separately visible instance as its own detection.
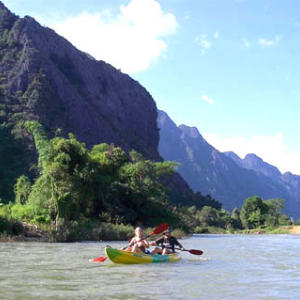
[1,235,300,299]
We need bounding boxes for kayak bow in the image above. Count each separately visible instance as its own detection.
[105,247,182,264]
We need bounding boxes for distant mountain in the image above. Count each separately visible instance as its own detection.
[224,152,282,179]
[281,172,300,203]
[224,151,300,213]
[158,110,300,219]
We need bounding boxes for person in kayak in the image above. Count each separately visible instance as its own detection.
[150,229,185,255]
[122,227,151,254]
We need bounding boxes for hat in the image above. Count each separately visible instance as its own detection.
[164,229,171,234]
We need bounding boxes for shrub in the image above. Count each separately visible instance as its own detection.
[0,216,11,234]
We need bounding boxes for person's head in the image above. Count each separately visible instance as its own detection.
[164,229,171,237]
[135,227,143,238]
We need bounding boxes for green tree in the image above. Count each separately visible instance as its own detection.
[197,206,218,227]
[24,121,52,171]
[14,175,31,204]
[90,144,129,220]
[216,210,232,229]
[117,150,178,226]
[278,214,293,226]
[231,207,242,229]
[25,122,93,224]
[0,124,28,203]
[264,198,285,227]
[240,196,268,229]
[294,219,300,225]
[265,198,284,217]
[23,122,179,228]
[172,205,198,231]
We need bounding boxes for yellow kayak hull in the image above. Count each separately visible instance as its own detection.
[105,247,182,264]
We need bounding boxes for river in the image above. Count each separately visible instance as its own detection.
[0,234,299,300]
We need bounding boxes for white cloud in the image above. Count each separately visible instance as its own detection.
[241,37,251,47]
[50,0,178,73]
[194,34,211,52]
[213,31,219,39]
[213,31,224,42]
[258,35,282,46]
[203,132,300,175]
[201,95,215,105]
[195,32,222,51]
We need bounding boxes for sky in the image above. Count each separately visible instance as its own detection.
[3,0,300,175]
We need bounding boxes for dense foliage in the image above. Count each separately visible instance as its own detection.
[0,122,182,237]
[23,121,181,226]
[240,196,291,229]
[0,122,295,241]
[169,196,293,234]
[0,123,30,203]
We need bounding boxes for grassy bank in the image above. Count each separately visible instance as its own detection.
[0,220,135,242]
[0,218,187,242]
[231,226,300,235]
[2,224,300,242]
[193,225,300,235]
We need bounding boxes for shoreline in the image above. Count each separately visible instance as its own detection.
[1,226,300,242]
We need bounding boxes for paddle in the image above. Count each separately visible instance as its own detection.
[93,256,108,262]
[92,223,169,263]
[146,223,169,237]
[175,248,203,255]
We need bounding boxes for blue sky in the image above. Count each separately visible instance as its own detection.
[3,0,300,174]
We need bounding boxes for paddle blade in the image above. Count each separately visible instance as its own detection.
[188,249,203,256]
[150,223,169,236]
[93,256,107,262]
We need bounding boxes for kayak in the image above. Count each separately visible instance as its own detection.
[105,247,182,264]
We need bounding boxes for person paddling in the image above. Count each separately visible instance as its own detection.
[151,229,185,255]
[122,227,151,254]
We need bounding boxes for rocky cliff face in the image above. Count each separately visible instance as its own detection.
[0,3,216,209]
[158,110,300,219]
[0,2,162,202]
[0,2,159,160]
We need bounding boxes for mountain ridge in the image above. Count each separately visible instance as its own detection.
[157,110,300,219]
[224,152,282,179]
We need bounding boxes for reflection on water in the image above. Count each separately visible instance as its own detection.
[1,235,300,299]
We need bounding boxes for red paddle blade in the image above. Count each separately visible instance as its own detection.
[189,249,203,255]
[93,256,107,262]
[150,223,169,235]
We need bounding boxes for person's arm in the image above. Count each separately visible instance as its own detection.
[122,237,135,250]
[155,237,164,246]
[149,241,157,246]
[174,237,185,251]
[149,236,163,247]
[143,239,150,248]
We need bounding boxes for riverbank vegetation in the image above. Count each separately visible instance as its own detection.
[0,122,296,242]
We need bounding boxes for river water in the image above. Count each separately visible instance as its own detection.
[0,234,299,300]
